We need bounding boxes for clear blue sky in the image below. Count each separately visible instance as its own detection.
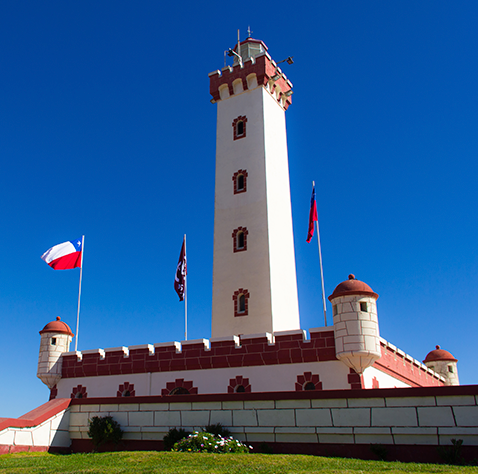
[1,1,477,417]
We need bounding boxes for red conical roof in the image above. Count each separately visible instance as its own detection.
[423,345,457,363]
[39,317,74,337]
[328,274,378,301]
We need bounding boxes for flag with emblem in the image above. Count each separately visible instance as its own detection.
[174,237,187,301]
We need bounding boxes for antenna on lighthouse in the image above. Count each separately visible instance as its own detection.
[227,29,243,67]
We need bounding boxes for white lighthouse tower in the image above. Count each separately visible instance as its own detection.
[209,37,300,338]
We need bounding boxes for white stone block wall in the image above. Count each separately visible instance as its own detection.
[68,390,478,447]
[0,409,71,452]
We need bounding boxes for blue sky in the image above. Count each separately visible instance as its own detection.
[1,1,477,417]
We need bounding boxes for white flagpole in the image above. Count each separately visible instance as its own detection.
[184,234,188,341]
[75,235,85,351]
[313,181,327,327]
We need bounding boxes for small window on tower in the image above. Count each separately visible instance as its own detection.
[232,226,248,252]
[333,305,338,316]
[238,295,245,313]
[51,338,57,346]
[232,169,248,194]
[233,288,249,317]
[360,302,368,312]
[237,231,244,249]
[237,174,244,191]
[232,116,247,140]
[237,121,244,136]
[448,366,454,373]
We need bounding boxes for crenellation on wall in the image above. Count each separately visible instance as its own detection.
[59,330,338,383]
[374,338,445,387]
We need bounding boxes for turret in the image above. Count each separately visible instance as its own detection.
[329,274,381,374]
[37,317,74,389]
[423,345,459,386]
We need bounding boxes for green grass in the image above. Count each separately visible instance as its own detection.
[1,452,477,474]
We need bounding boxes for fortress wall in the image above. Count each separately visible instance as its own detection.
[59,331,444,390]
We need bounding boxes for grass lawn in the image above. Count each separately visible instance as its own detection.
[0,452,477,474]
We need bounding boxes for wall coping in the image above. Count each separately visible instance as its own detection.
[69,384,478,406]
[0,398,71,431]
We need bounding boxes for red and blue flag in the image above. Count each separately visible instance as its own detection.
[306,186,318,243]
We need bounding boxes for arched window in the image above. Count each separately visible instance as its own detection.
[117,382,135,397]
[232,115,247,140]
[170,387,190,395]
[238,294,246,313]
[232,288,250,317]
[232,169,248,194]
[237,231,244,249]
[71,384,87,399]
[295,372,322,391]
[232,226,248,252]
[161,378,198,396]
[227,375,251,393]
[237,121,244,136]
[237,174,244,191]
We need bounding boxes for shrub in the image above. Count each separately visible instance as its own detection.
[173,431,251,453]
[438,438,465,465]
[87,416,123,450]
[203,423,231,438]
[370,444,388,461]
[163,428,191,451]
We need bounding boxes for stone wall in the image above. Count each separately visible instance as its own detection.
[68,384,478,462]
[0,398,71,454]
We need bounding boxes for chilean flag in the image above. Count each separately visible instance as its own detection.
[306,185,318,243]
[41,238,83,270]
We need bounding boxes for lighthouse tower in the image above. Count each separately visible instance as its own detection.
[37,317,74,389]
[209,37,300,338]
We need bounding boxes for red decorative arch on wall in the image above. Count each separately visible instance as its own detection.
[71,384,88,399]
[228,375,251,393]
[161,378,198,396]
[117,382,135,397]
[295,371,323,391]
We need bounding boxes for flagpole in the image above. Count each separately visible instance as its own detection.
[313,181,327,327]
[184,234,187,341]
[75,235,85,351]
